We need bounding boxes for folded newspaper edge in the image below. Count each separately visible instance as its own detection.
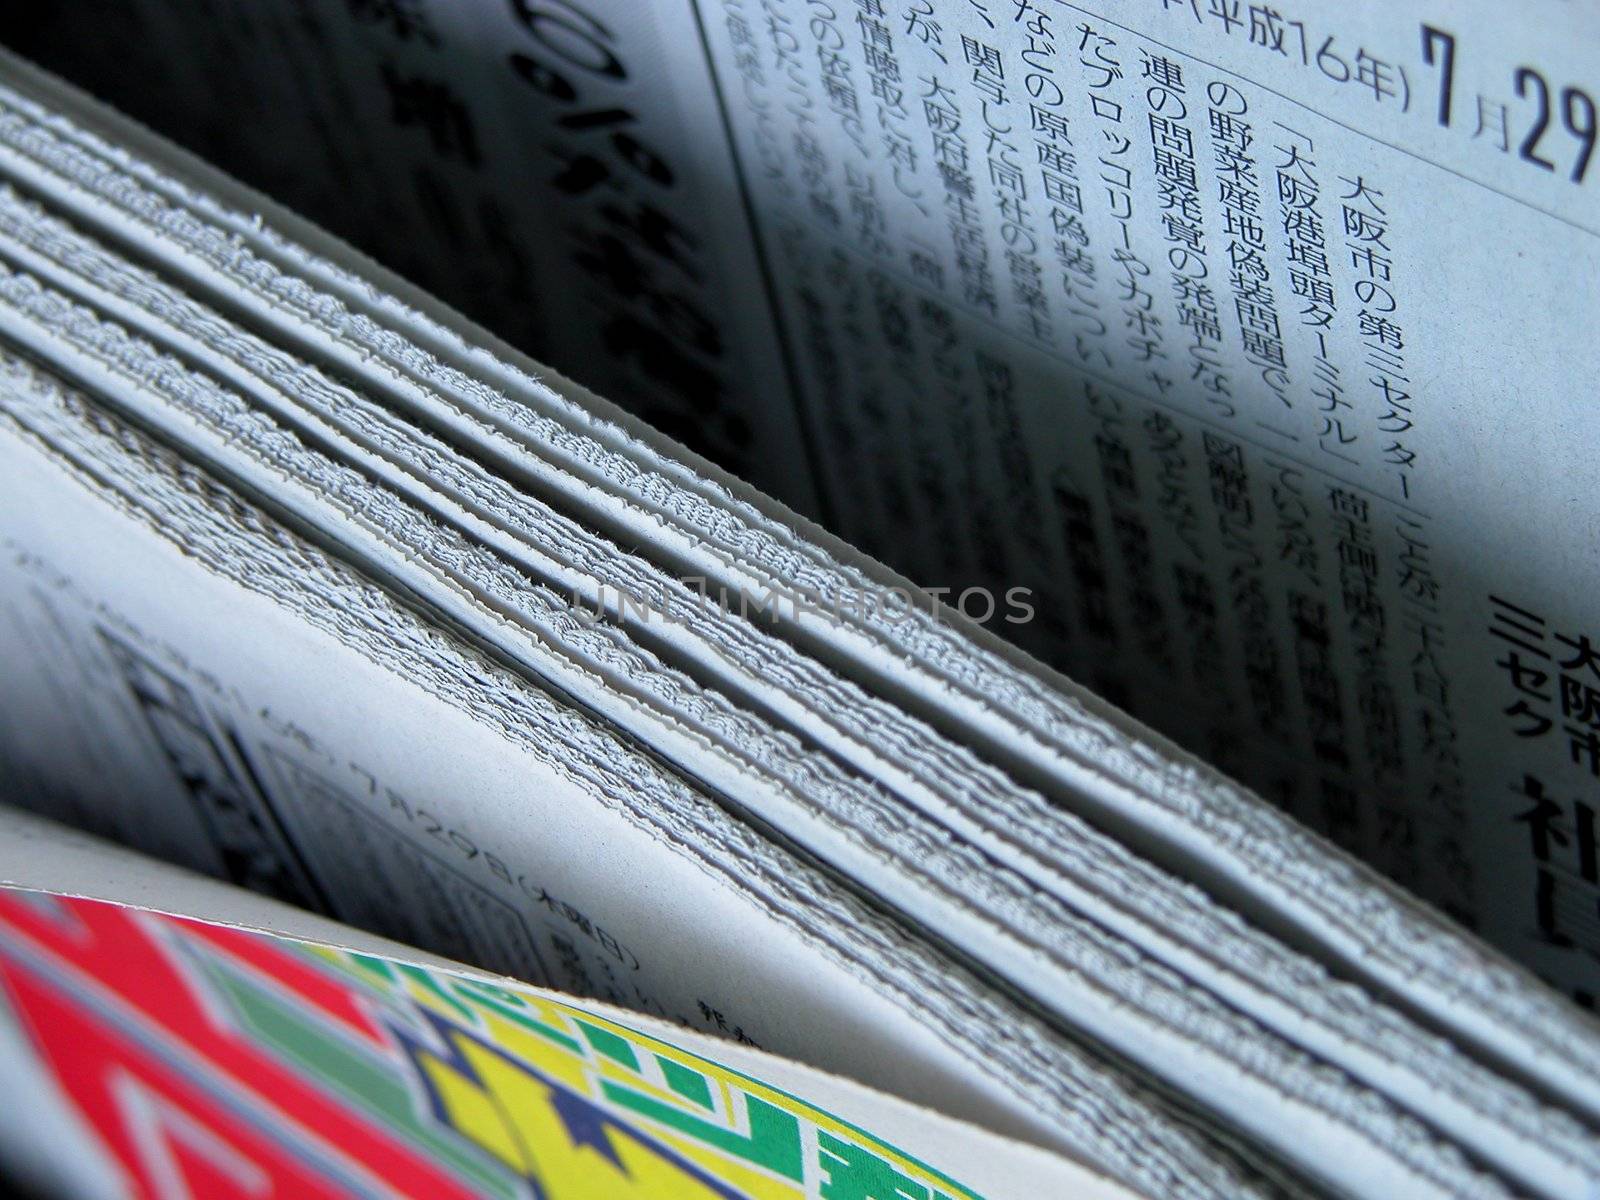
[0,320,1305,1198]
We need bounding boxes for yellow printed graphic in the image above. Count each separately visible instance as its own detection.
[408,1013,746,1198]
[301,946,977,1200]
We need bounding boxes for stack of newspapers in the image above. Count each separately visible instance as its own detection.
[0,3,1598,1198]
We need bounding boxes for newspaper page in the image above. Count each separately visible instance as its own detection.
[0,809,1128,1200]
[4,2,1598,995]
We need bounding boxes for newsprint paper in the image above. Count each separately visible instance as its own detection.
[0,808,1119,1200]
[0,4,1599,1200]
[7,0,1596,992]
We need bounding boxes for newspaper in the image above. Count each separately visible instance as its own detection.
[2,7,1600,1200]
[7,0,1595,994]
[0,807,1124,1200]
